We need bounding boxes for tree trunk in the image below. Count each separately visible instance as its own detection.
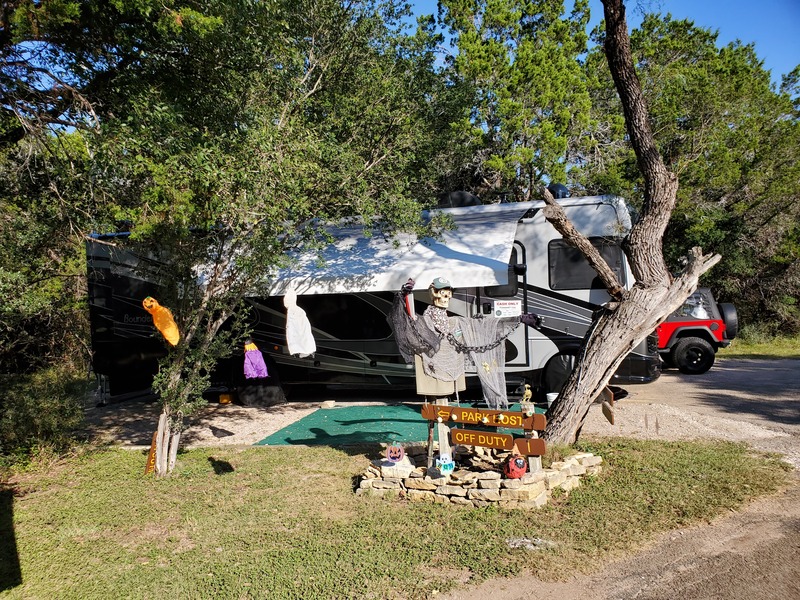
[154,410,184,476]
[545,253,718,443]
[542,0,722,443]
[167,430,181,472]
[154,411,170,477]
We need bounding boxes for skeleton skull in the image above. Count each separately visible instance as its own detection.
[430,282,453,308]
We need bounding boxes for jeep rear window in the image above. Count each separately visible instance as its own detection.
[548,238,625,290]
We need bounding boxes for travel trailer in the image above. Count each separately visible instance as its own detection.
[86,195,661,399]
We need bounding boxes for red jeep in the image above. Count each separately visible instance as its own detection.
[657,288,738,374]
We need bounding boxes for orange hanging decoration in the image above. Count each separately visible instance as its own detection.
[142,296,180,346]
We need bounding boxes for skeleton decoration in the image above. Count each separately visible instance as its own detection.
[389,276,544,410]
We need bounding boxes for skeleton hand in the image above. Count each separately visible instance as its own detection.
[401,278,415,295]
[521,312,544,330]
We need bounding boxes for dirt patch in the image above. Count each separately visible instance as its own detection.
[442,480,800,600]
[82,397,320,449]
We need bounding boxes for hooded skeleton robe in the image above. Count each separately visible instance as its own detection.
[390,293,519,406]
[458,316,519,409]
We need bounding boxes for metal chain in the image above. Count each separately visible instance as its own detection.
[403,296,521,354]
[447,318,521,354]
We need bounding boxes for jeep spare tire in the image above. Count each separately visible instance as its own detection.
[673,337,716,374]
[719,303,739,339]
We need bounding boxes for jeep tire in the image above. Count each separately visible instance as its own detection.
[673,336,716,375]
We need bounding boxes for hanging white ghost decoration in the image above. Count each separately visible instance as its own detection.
[284,288,316,358]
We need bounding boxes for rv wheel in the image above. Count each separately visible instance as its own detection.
[543,352,577,395]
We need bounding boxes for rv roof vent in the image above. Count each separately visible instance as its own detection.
[547,183,569,199]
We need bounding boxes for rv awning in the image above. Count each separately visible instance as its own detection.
[267,202,536,296]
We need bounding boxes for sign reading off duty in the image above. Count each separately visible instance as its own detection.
[421,404,546,431]
[451,429,546,456]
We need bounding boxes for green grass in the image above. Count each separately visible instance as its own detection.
[721,333,800,359]
[1,439,790,599]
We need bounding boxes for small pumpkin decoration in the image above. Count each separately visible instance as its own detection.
[503,455,528,479]
[385,445,405,463]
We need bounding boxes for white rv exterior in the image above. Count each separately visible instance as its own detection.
[86,195,660,398]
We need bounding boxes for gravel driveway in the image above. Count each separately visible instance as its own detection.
[580,358,800,468]
[86,358,800,467]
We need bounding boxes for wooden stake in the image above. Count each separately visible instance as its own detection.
[144,431,157,475]
[435,396,451,458]
[426,421,435,468]
[602,401,615,425]
[527,430,542,473]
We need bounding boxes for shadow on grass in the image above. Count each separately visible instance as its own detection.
[0,486,22,591]
[208,457,235,475]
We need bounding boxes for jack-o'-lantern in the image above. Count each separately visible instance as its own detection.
[386,445,405,463]
[504,455,527,479]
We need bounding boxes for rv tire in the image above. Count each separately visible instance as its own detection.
[543,352,577,395]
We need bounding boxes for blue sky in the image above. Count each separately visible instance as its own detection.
[410,0,800,85]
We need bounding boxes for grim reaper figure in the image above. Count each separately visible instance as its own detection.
[390,277,543,410]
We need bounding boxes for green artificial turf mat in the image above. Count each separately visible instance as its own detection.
[254,402,545,447]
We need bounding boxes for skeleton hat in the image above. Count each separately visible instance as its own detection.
[430,277,452,290]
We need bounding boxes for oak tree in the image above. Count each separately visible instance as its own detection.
[543,0,722,443]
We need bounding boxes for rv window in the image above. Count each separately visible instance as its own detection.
[548,238,625,290]
[299,293,393,340]
[484,248,519,298]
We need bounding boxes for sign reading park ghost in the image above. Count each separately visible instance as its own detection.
[421,405,547,457]
[421,404,546,431]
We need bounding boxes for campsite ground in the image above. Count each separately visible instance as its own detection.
[83,358,800,600]
[442,358,800,600]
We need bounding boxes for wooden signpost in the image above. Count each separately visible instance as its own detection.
[421,404,547,457]
[144,430,158,475]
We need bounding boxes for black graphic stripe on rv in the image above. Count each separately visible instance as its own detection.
[518,284,599,335]
[521,284,598,311]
